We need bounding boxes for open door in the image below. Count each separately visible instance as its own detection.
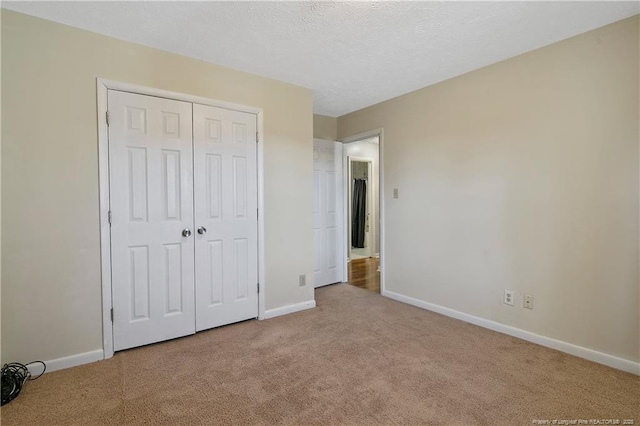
[312,139,344,288]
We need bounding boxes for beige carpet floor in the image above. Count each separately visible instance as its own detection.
[2,284,638,425]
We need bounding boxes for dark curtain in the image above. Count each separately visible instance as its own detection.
[351,179,367,248]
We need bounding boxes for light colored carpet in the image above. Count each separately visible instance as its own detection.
[2,284,638,425]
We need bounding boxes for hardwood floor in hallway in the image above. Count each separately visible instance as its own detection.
[347,257,380,293]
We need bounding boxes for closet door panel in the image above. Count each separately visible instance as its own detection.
[109,90,195,351]
[193,104,258,331]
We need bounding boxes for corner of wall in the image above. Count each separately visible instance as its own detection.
[313,114,338,141]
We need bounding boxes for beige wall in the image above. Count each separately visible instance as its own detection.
[313,114,338,141]
[1,10,314,363]
[339,16,640,363]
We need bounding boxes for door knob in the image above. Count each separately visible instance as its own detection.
[197,226,207,235]
[182,228,192,237]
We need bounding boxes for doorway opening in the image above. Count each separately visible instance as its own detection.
[344,136,380,294]
[349,158,373,260]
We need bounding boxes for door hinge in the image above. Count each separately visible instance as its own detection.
[108,210,112,225]
[106,111,110,126]
[257,283,260,294]
[110,308,114,322]
[257,208,259,220]
[256,132,259,143]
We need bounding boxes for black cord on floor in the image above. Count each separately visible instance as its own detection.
[1,361,46,406]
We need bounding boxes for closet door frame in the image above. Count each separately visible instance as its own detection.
[97,78,265,359]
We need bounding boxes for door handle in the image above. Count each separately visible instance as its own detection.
[182,228,192,237]
[197,226,207,235]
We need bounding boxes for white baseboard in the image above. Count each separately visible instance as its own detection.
[262,300,316,320]
[24,300,315,374]
[382,290,640,376]
[27,349,104,375]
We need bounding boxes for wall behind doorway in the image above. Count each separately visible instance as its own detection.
[1,10,314,364]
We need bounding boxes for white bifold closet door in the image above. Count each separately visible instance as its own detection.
[193,104,258,332]
[109,90,196,351]
[109,90,258,351]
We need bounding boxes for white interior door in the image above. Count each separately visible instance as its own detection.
[313,139,343,288]
[193,104,258,331]
[109,90,195,351]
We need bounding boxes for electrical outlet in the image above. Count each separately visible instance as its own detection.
[524,295,534,310]
[504,289,515,306]
[299,274,306,287]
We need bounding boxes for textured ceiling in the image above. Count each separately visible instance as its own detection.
[3,1,638,117]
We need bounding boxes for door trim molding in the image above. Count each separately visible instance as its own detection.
[340,129,385,291]
[96,78,266,359]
